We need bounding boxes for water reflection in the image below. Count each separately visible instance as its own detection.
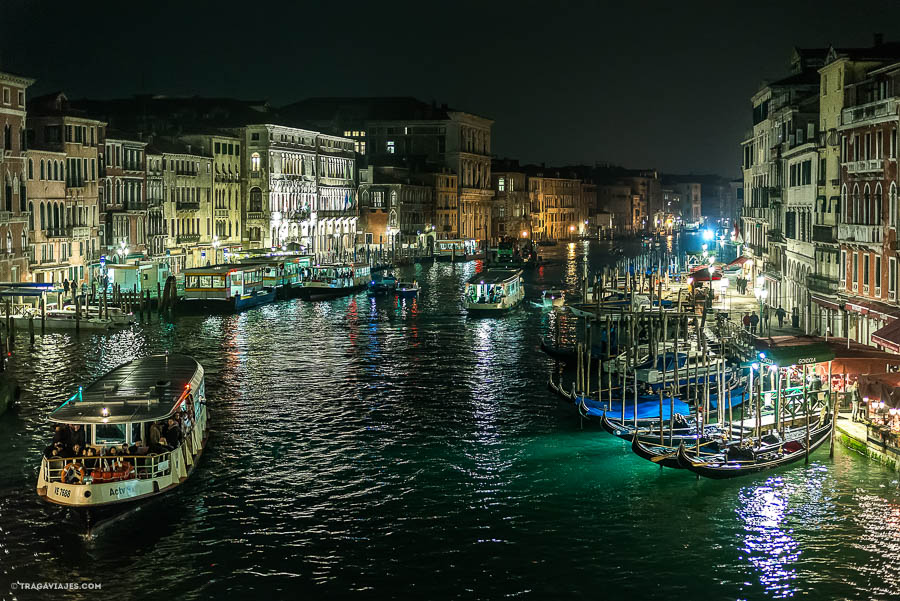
[737,479,800,598]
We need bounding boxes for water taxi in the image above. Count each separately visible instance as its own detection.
[531,288,565,309]
[181,265,275,312]
[297,263,371,301]
[12,307,126,331]
[464,269,524,315]
[36,354,209,530]
[396,280,420,298]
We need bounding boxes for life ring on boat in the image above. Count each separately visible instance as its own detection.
[60,463,85,484]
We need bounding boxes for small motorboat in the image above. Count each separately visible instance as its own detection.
[530,289,565,309]
[396,281,419,298]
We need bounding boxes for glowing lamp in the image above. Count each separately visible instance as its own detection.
[880,401,886,409]
[751,363,760,371]
[101,407,109,417]
[758,352,766,360]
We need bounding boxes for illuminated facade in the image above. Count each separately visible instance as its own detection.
[0,70,34,282]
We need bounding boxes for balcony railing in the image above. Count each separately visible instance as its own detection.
[812,224,836,244]
[176,201,200,211]
[71,226,90,239]
[838,223,883,244]
[176,234,201,244]
[246,211,265,221]
[807,273,839,294]
[846,159,884,174]
[45,228,69,238]
[767,229,785,243]
[748,243,767,257]
[214,209,229,218]
[842,98,898,126]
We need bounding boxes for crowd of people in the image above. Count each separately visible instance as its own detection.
[43,410,193,484]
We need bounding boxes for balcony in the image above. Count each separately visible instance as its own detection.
[846,159,884,174]
[838,223,883,244]
[176,234,200,244]
[45,228,69,238]
[250,170,261,179]
[246,211,265,221]
[71,226,90,239]
[767,186,782,200]
[748,243,767,257]
[0,211,10,223]
[807,273,839,294]
[176,201,200,211]
[767,228,785,244]
[812,224,836,244]
[743,206,770,220]
[214,209,229,218]
[842,98,898,127]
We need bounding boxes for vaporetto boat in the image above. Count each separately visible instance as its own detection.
[36,354,209,530]
[297,262,371,300]
[464,268,524,315]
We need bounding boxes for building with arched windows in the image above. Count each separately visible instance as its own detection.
[100,133,147,261]
[0,70,34,282]
[240,124,356,257]
[25,148,67,284]
[836,59,900,347]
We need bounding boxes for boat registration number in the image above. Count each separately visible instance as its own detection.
[53,486,71,498]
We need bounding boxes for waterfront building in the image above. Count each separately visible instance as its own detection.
[740,48,825,308]
[280,97,493,245]
[181,132,243,260]
[528,169,587,241]
[0,71,34,282]
[27,92,104,288]
[837,60,900,346]
[597,183,641,233]
[358,166,431,256]
[147,139,213,272]
[24,148,66,283]
[491,167,530,240]
[427,170,459,240]
[239,124,356,258]
[100,133,147,261]
[145,150,167,260]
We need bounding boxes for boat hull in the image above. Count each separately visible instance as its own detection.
[179,289,276,313]
[297,283,366,301]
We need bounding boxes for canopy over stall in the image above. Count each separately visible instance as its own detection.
[858,373,900,409]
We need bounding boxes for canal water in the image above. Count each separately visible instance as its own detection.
[2,239,900,600]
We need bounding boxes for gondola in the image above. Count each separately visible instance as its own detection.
[630,433,727,469]
[598,410,732,445]
[675,417,832,479]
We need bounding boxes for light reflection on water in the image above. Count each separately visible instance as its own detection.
[2,238,900,600]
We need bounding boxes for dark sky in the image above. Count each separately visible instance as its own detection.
[3,0,899,178]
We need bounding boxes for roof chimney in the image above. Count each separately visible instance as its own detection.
[874,32,884,47]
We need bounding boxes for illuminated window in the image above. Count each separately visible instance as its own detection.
[251,152,260,171]
[387,141,395,154]
[344,131,351,137]
[498,177,505,192]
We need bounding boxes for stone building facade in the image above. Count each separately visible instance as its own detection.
[101,135,147,260]
[24,148,66,283]
[0,71,34,282]
[28,92,104,287]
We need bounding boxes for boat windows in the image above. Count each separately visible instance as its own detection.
[131,423,142,445]
[199,275,212,288]
[95,423,126,445]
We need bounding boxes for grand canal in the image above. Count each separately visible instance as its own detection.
[2,240,900,600]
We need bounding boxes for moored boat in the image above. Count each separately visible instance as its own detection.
[297,263,371,300]
[396,280,420,298]
[464,269,524,315]
[675,417,832,479]
[181,265,275,312]
[35,354,209,530]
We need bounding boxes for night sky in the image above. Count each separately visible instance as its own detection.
[3,0,899,178]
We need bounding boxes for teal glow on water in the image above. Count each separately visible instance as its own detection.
[2,239,900,600]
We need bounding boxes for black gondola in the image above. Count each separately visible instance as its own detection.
[675,418,832,479]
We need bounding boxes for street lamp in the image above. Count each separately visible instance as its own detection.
[754,276,768,333]
[213,235,221,264]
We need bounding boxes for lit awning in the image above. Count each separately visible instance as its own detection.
[689,267,720,282]
[726,256,750,267]
[844,299,900,319]
[859,372,900,408]
[872,319,900,353]
[758,342,836,367]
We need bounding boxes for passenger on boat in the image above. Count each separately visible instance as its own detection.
[150,437,173,455]
[83,447,99,470]
[52,425,69,447]
[148,421,162,447]
[43,441,64,460]
[164,418,182,447]
[69,424,85,448]
[71,444,84,459]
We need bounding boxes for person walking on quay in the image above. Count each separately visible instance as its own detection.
[749,313,759,334]
[763,305,771,334]
[742,313,751,331]
[63,278,70,297]
[791,305,800,328]
[776,305,786,328]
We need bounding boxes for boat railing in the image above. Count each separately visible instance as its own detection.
[42,448,179,484]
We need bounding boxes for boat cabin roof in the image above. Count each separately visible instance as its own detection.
[50,354,203,425]
[184,265,260,276]
[466,269,522,285]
